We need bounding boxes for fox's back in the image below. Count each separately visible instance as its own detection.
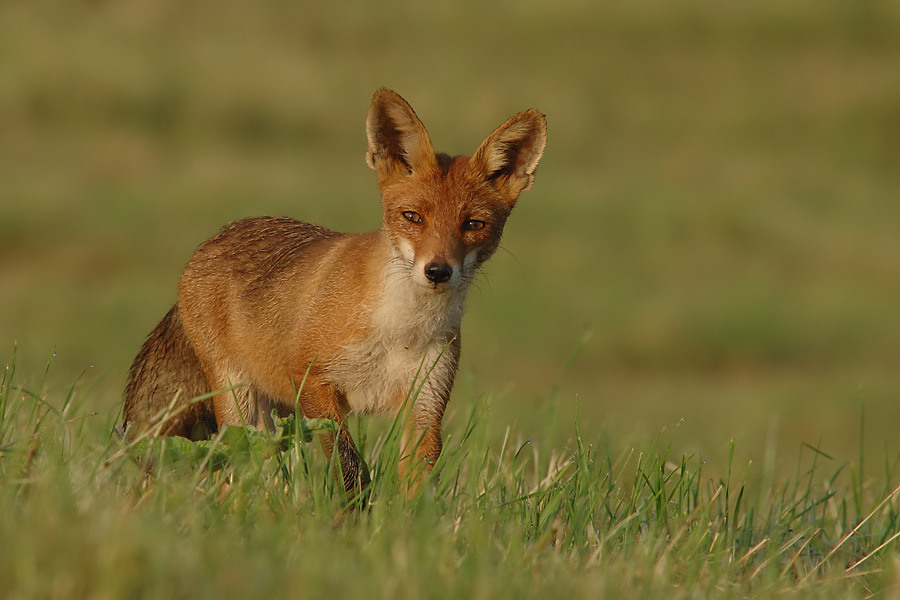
[186,217,343,282]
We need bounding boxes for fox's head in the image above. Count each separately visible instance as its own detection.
[365,89,546,294]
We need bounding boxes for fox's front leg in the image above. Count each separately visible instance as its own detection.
[399,405,444,496]
[298,377,370,496]
[398,343,458,495]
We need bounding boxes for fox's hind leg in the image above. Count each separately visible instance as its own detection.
[208,371,277,432]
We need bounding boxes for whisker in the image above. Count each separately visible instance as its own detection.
[497,243,521,269]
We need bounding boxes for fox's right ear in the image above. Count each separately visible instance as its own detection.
[366,89,437,187]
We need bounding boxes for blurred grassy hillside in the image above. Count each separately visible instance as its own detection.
[2,1,898,466]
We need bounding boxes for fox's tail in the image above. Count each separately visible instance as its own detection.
[122,304,216,440]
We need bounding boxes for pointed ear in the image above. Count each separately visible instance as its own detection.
[366,89,437,187]
[472,109,547,198]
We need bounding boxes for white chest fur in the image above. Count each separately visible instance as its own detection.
[329,265,464,417]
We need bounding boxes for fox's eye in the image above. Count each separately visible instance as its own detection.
[464,219,486,231]
[403,211,423,224]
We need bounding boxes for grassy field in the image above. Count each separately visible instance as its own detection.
[3,359,900,599]
[2,0,900,596]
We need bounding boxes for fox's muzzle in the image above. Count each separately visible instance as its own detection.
[424,261,453,284]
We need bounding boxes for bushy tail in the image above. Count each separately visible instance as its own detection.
[122,304,216,440]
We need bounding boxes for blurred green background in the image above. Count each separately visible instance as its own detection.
[2,1,898,470]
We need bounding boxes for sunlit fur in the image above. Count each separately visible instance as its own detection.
[123,89,546,495]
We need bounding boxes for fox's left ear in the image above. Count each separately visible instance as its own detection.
[472,109,547,198]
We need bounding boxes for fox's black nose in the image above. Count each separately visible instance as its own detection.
[424,262,452,284]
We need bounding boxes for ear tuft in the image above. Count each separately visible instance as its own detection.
[366,89,436,186]
[473,109,547,196]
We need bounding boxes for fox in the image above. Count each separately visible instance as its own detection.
[122,88,547,495]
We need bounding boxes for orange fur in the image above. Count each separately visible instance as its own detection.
[122,89,547,495]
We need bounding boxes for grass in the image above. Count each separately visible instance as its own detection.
[3,1,899,464]
[2,1,900,596]
[2,355,899,599]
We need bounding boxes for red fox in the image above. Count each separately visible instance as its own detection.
[122,89,546,494]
